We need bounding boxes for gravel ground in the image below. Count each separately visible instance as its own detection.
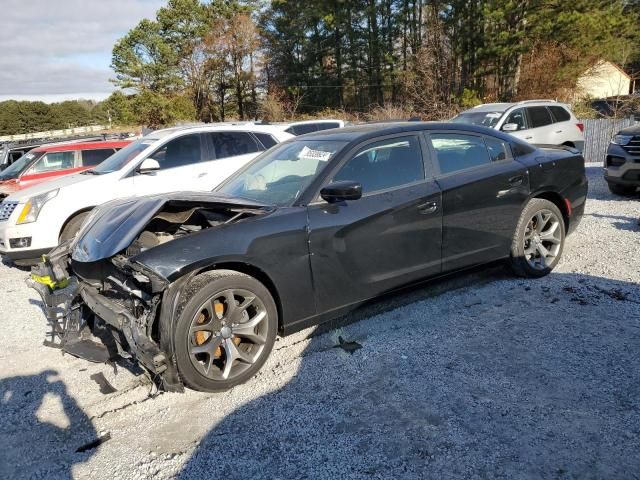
[0,164,638,479]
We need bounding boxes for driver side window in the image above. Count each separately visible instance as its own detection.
[333,136,424,194]
[149,134,202,170]
[503,109,527,131]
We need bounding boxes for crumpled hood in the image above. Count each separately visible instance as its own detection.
[71,192,270,263]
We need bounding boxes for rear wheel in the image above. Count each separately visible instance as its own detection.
[173,270,278,392]
[510,199,565,278]
[607,183,636,196]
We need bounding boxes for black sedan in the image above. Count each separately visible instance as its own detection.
[31,122,588,392]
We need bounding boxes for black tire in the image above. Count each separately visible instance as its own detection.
[510,198,565,278]
[607,182,636,196]
[59,211,90,242]
[173,270,278,392]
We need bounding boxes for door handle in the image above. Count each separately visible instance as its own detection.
[525,136,533,140]
[197,172,208,178]
[555,130,563,134]
[508,175,524,187]
[418,201,438,214]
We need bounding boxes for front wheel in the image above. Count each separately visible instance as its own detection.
[173,270,278,392]
[510,199,565,278]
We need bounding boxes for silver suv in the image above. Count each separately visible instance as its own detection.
[452,100,585,152]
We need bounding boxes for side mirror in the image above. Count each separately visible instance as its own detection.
[501,123,520,132]
[138,158,160,174]
[320,181,362,203]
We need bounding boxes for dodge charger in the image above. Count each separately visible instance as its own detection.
[30,123,588,392]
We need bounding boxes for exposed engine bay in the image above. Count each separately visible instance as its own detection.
[125,202,261,256]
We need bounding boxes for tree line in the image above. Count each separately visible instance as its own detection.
[1,0,638,135]
[110,0,638,124]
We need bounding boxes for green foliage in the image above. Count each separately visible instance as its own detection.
[0,99,108,136]
[459,89,482,109]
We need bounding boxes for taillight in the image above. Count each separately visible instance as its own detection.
[576,123,584,133]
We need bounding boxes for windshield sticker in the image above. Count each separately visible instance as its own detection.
[297,146,332,161]
[486,112,501,118]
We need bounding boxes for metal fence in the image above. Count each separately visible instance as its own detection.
[581,117,638,164]
[0,125,107,143]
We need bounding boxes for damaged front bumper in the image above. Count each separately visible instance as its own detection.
[28,243,184,392]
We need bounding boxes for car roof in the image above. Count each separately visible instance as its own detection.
[146,123,292,140]
[32,140,132,153]
[295,121,517,144]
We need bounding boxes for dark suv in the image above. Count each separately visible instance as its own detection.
[604,124,640,195]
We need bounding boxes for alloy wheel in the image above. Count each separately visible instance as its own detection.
[523,209,562,270]
[188,288,269,381]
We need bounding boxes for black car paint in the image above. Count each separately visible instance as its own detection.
[40,122,587,388]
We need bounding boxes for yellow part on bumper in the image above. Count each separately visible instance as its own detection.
[31,274,69,291]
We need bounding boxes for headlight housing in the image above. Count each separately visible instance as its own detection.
[612,134,633,146]
[16,189,58,225]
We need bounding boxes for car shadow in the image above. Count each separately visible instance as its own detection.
[586,213,640,232]
[0,370,98,479]
[1,256,31,271]
[176,271,640,479]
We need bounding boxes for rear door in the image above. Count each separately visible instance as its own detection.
[200,132,266,189]
[131,133,207,196]
[524,106,556,145]
[80,148,117,168]
[426,131,529,272]
[307,133,442,312]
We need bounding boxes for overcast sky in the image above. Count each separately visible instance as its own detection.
[0,0,165,103]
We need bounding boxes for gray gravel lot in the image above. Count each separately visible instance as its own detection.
[0,164,638,479]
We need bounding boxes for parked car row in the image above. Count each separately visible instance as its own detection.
[19,117,588,392]
[0,139,132,199]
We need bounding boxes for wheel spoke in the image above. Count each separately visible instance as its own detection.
[536,242,550,259]
[221,290,237,319]
[191,336,222,356]
[232,310,267,344]
[221,339,255,379]
[190,322,214,334]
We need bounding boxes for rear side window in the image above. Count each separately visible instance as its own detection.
[484,137,509,162]
[29,151,75,173]
[430,133,491,174]
[333,136,424,193]
[527,107,553,128]
[315,122,341,131]
[285,124,318,136]
[549,106,571,122]
[81,148,115,166]
[253,133,278,149]
[209,132,262,159]
[150,134,203,170]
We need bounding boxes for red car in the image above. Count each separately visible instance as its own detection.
[0,140,131,198]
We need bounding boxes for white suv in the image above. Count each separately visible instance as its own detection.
[0,124,292,265]
[452,100,585,152]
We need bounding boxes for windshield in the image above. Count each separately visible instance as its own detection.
[0,151,42,180]
[217,140,347,206]
[451,111,504,128]
[91,139,153,174]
